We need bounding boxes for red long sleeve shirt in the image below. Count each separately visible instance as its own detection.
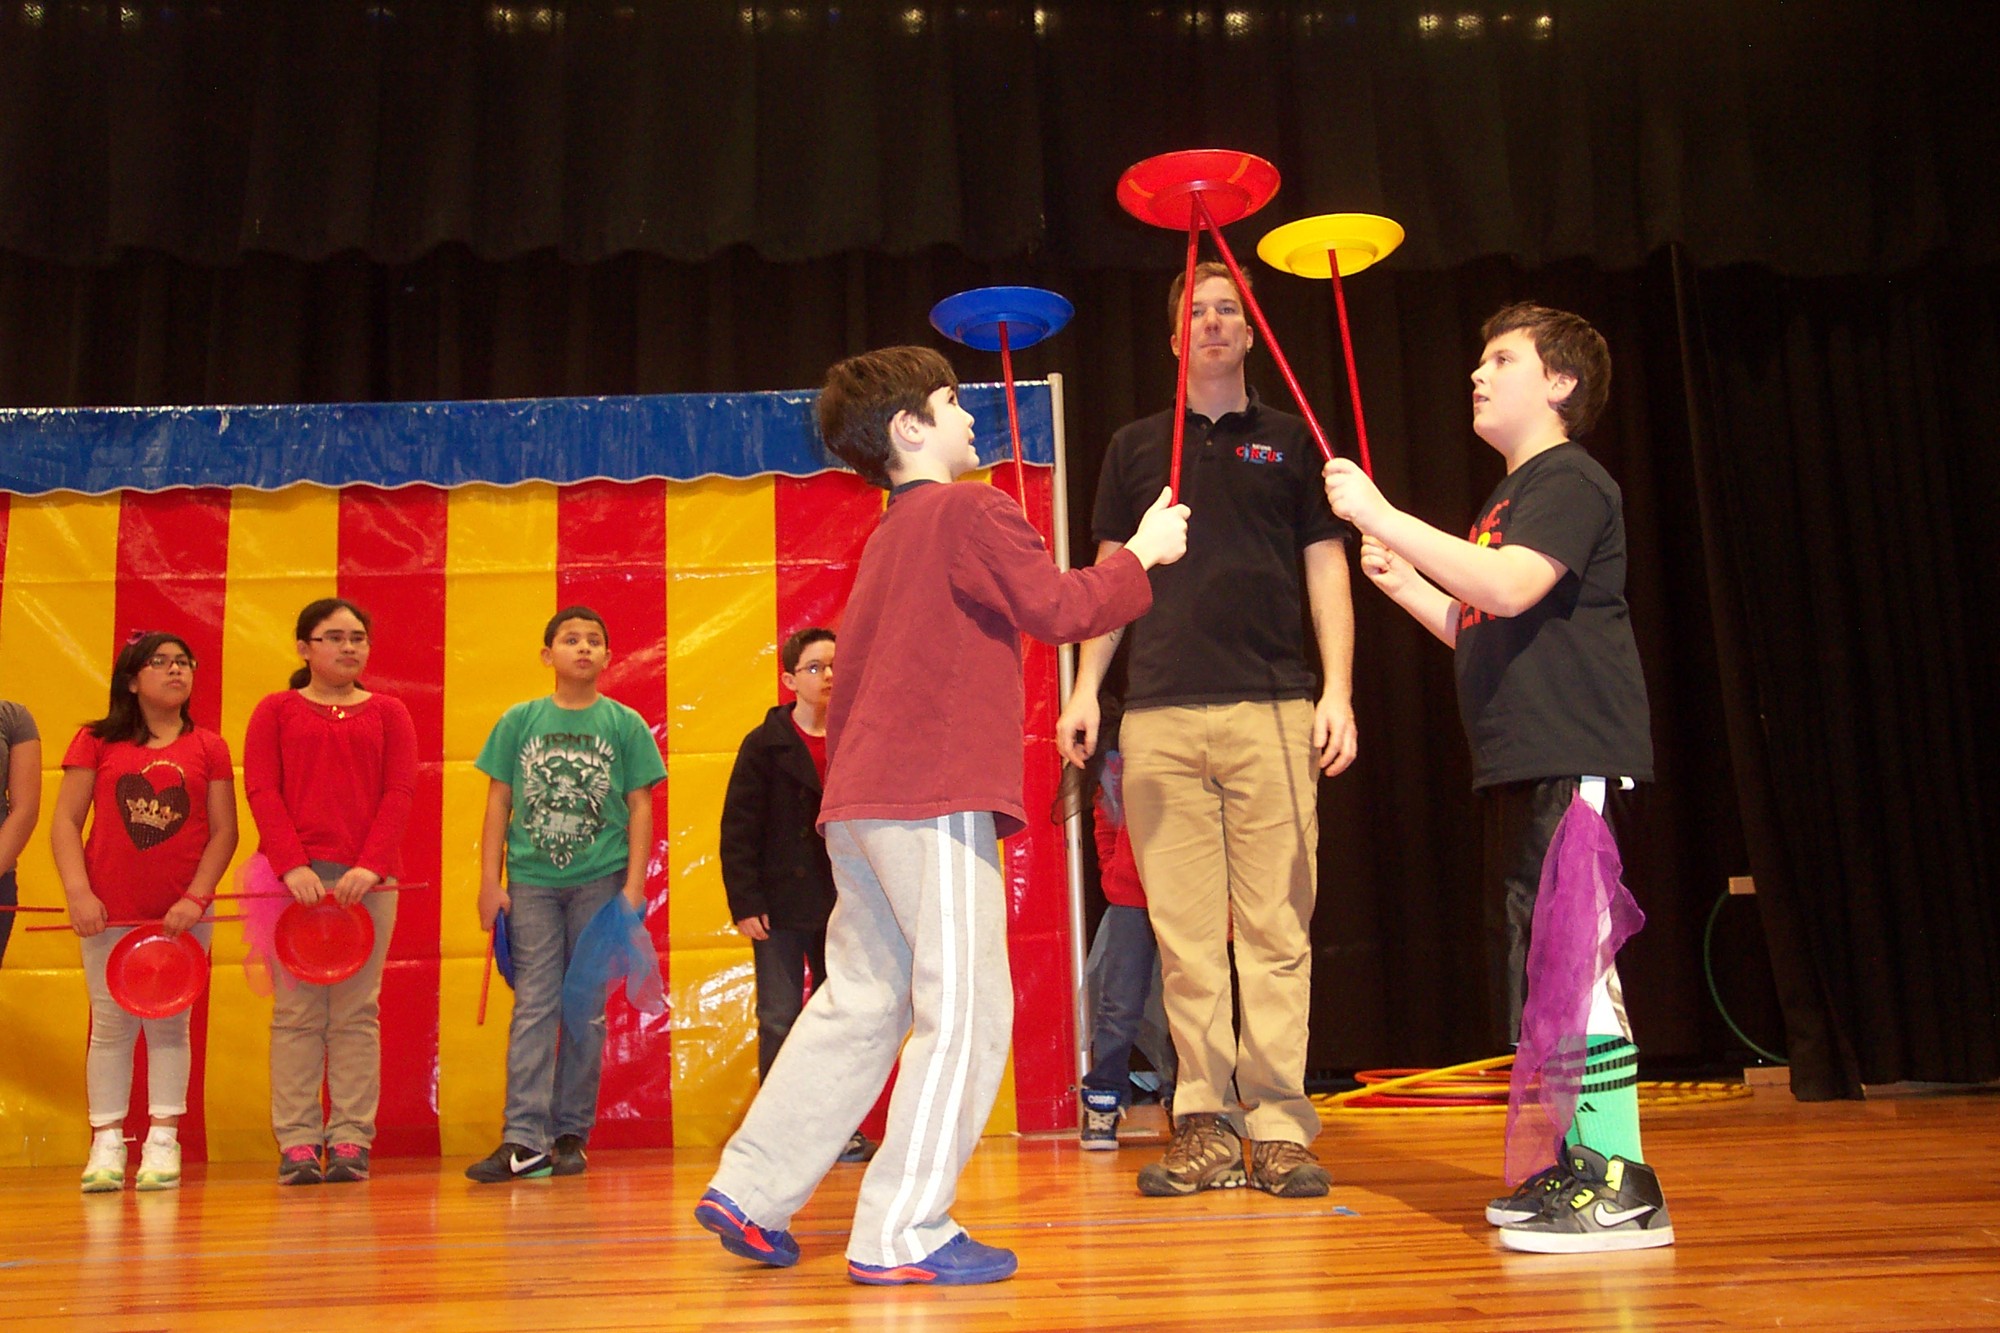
[820,479,1152,839]
[243,690,419,878]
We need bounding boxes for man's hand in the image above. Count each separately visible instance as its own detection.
[1312,693,1359,777]
[477,881,511,932]
[283,864,327,905]
[1124,487,1191,569]
[1358,535,1414,598]
[1056,690,1101,770]
[734,914,770,941]
[1323,458,1393,535]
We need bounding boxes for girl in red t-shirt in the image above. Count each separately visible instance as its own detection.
[50,631,239,1193]
[243,598,417,1186]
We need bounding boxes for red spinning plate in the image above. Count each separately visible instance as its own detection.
[105,927,209,1019]
[275,899,375,985]
[1117,149,1281,230]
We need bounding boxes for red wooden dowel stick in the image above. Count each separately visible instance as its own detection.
[477,928,495,1027]
[1326,248,1374,477]
[997,322,1029,515]
[27,915,244,932]
[1191,193,1336,465]
[211,881,430,902]
[1168,221,1203,503]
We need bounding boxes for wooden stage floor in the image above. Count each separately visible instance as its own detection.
[6,1085,1998,1331]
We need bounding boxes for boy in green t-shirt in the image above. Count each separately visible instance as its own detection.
[465,606,666,1183]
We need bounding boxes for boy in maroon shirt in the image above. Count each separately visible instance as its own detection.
[696,345,1188,1285]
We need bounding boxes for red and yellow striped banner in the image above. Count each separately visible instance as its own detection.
[0,465,1073,1166]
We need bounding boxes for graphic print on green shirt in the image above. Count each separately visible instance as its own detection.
[517,730,617,869]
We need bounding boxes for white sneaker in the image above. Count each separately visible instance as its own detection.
[136,1134,182,1191]
[81,1132,126,1193]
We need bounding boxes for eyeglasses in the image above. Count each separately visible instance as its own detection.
[145,654,197,672]
[793,661,832,677]
[309,632,370,647]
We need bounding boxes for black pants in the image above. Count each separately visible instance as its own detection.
[1480,777,1585,1052]
[751,926,829,1081]
[0,868,17,966]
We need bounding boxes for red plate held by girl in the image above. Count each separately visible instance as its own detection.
[105,927,210,1019]
[274,899,375,985]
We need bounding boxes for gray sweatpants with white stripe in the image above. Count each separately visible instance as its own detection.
[708,812,1014,1268]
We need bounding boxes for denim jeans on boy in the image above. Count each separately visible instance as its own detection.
[1082,903,1170,1104]
[502,872,623,1151]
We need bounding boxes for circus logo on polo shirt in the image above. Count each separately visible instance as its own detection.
[1457,498,1512,632]
[117,759,191,851]
[518,731,617,868]
[1235,441,1286,465]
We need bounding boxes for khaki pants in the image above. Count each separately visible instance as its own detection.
[1122,700,1321,1146]
[270,864,398,1150]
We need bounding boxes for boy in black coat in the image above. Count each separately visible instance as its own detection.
[719,626,873,1162]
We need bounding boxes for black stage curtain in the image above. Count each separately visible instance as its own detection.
[3,0,1995,1093]
[0,1,1993,274]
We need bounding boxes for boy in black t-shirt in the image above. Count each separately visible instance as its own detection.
[1323,303,1672,1254]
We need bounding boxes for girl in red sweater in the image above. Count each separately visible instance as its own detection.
[244,598,417,1185]
[52,632,238,1193]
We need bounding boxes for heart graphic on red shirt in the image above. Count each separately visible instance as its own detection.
[116,763,191,851]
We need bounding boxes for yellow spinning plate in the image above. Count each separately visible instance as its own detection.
[1257,212,1406,279]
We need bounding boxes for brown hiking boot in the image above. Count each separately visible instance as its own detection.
[1247,1138,1331,1197]
[1136,1113,1246,1196]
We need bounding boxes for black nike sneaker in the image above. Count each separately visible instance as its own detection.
[1497,1143,1674,1253]
[464,1142,554,1183]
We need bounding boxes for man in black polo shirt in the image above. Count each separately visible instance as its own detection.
[1058,261,1358,1199]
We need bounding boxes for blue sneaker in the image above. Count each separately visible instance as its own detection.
[695,1188,800,1267]
[848,1232,1019,1286]
[1079,1087,1123,1150]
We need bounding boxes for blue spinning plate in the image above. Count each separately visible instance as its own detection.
[929,286,1075,353]
[494,910,516,989]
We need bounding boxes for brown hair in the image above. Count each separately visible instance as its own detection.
[815,346,958,489]
[1480,303,1612,439]
[1167,261,1251,338]
[781,626,834,672]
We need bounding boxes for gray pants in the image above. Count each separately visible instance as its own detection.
[270,861,398,1150]
[710,813,1013,1268]
[78,922,213,1126]
[501,872,623,1151]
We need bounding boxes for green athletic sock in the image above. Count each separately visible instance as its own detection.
[1564,1035,1645,1164]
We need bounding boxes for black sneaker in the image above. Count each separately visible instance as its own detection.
[278,1144,323,1186]
[1486,1155,1574,1225]
[464,1142,553,1183]
[323,1142,371,1184]
[551,1134,588,1176]
[1498,1144,1674,1253]
[837,1131,878,1164]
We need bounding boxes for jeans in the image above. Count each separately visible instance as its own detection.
[0,868,16,965]
[501,872,623,1151]
[751,926,829,1081]
[1082,904,1171,1102]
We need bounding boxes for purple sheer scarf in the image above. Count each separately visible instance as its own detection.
[1503,793,1645,1184]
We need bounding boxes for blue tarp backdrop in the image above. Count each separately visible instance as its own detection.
[0,382,1057,495]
